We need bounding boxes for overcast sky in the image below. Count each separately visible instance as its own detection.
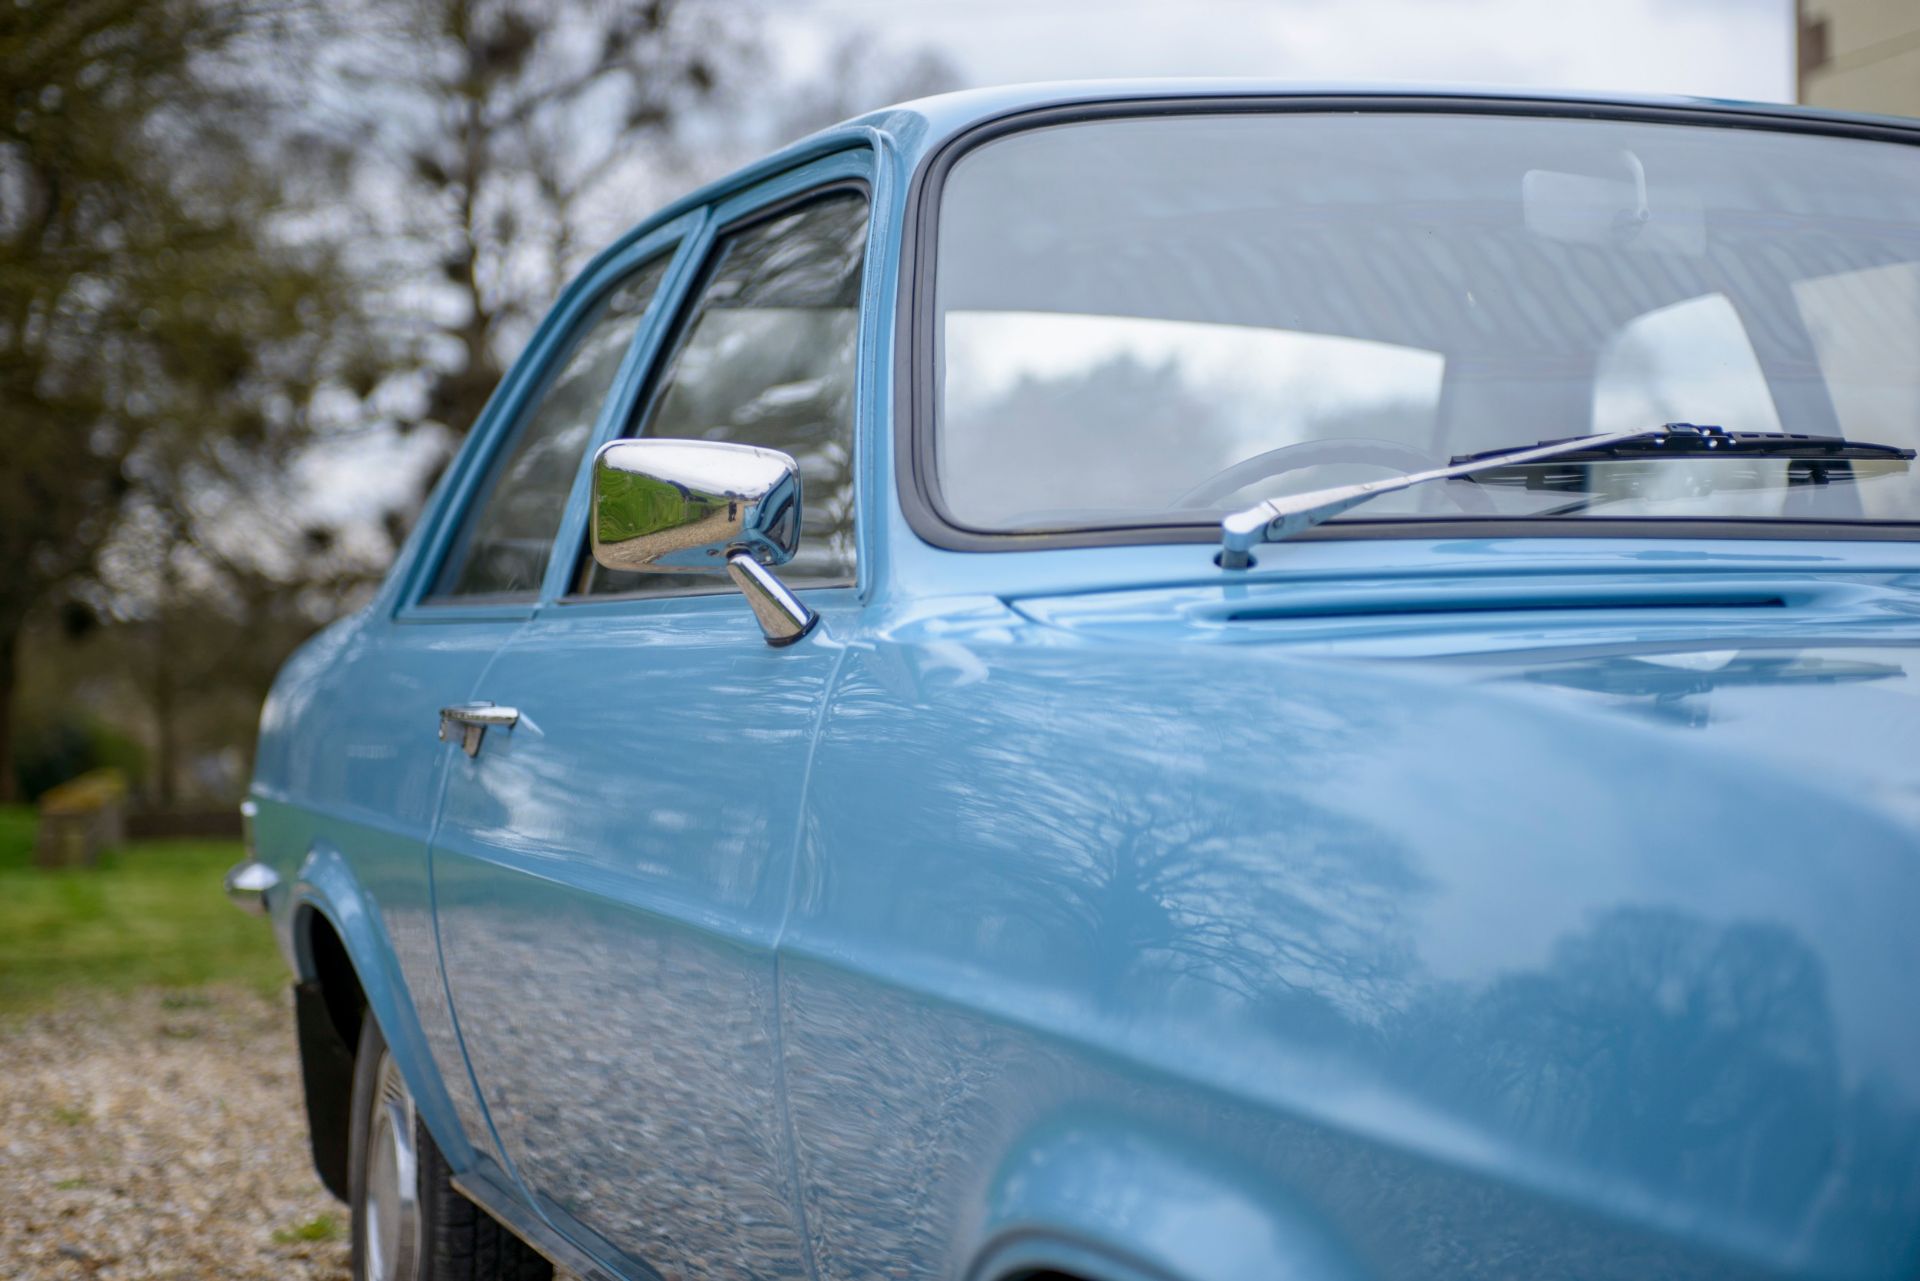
[768,0,1795,105]
[303,0,1797,533]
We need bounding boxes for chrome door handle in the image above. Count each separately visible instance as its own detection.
[438,703,519,757]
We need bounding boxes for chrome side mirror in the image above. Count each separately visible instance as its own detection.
[590,438,818,646]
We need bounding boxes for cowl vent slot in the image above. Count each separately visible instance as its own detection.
[1206,586,1793,624]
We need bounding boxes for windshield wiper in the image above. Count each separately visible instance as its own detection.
[1218,422,1916,568]
[1452,424,1916,474]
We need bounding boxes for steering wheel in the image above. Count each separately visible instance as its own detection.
[1170,437,1497,513]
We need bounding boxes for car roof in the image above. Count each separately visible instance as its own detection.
[629,79,1920,240]
[846,76,1918,139]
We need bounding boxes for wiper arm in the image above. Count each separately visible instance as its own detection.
[1217,422,1916,568]
[1219,424,1669,567]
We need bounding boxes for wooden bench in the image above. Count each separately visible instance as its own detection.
[34,769,128,868]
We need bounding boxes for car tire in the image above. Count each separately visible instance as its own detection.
[348,1013,552,1281]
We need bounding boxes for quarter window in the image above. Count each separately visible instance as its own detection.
[428,254,672,602]
[582,190,868,596]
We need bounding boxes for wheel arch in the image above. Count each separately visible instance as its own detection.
[289,900,361,1201]
[287,843,476,1187]
[962,1111,1364,1281]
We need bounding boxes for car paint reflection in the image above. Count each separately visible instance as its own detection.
[429,600,834,1278]
[258,610,513,1161]
[782,609,1920,1279]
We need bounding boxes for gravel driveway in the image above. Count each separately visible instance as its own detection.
[1,987,349,1279]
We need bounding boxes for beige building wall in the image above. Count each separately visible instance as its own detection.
[1797,0,1920,117]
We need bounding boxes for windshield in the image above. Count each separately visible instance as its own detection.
[930,110,1920,532]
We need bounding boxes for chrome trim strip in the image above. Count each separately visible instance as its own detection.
[449,1167,626,1281]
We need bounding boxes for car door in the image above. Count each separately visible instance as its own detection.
[429,158,872,1279]
[287,224,684,1176]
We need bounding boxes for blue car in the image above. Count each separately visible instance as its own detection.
[229,84,1920,1281]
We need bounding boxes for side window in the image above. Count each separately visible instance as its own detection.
[582,189,868,596]
[428,254,673,602]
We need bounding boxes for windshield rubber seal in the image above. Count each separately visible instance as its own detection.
[894,92,1920,552]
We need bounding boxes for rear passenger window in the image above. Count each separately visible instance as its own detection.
[428,254,672,602]
[581,189,868,596]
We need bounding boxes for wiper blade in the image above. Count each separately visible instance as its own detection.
[1452,423,1917,473]
[1217,422,1916,568]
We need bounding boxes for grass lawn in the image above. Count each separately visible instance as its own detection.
[0,805,285,1017]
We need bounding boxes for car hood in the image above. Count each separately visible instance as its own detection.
[1008,566,1920,832]
[935,564,1920,1272]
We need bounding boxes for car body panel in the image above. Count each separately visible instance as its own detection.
[247,83,1920,1281]
[424,148,884,1276]
[253,606,514,1168]
[429,594,844,1278]
[786,593,1920,1279]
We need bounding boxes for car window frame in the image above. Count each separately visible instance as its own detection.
[393,211,705,622]
[897,95,1920,553]
[556,148,878,612]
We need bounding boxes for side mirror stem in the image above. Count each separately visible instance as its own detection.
[726,551,818,647]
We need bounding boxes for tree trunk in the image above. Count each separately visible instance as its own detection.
[152,612,177,810]
[0,623,17,804]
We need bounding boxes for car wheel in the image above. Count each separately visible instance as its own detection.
[348,1013,552,1281]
